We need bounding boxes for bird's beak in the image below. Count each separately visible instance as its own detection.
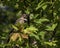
[24,19,27,22]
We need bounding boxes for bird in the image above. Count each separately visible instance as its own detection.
[4,14,30,48]
[6,14,29,43]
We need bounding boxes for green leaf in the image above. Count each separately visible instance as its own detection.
[30,33,40,40]
[12,24,18,30]
[34,18,49,24]
[25,9,30,14]
[15,3,19,9]
[16,0,19,2]
[28,26,38,31]
[30,14,34,19]
[36,0,43,10]
[1,37,6,39]
[52,23,57,30]
[16,11,22,18]
[44,42,53,46]
[24,26,38,34]
[36,2,51,10]
[44,40,57,46]
[42,4,47,10]
[38,31,46,39]
[45,23,57,31]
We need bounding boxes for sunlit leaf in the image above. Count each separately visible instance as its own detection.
[44,41,57,46]
[24,26,38,34]
[36,0,43,10]
[0,0,59,48]
[52,23,57,30]
[45,23,57,31]
[16,0,19,2]
[25,9,30,14]
[10,33,20,41]
[38,31,46,39]
[44,42,53,46]
[42,4,47,10]
[34,18,49,24]
[16,11,22,18]
[30,33,40,40]
[12,24,18,30]
[15,3,19,9]
[1,37,6,39]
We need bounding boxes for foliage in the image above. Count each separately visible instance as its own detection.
[0,0,60,48]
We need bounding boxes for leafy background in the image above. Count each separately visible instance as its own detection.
[0,0,60,48]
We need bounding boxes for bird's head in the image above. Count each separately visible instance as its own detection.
[16,14,29,24]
